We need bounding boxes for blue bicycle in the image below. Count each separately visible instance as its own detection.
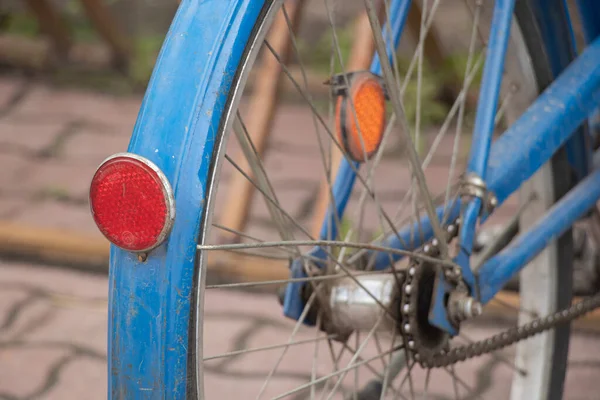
[89,0,600,398]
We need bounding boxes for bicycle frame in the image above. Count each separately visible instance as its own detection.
[285,0,600,334]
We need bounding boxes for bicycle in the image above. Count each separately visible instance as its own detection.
[89,0,600,398]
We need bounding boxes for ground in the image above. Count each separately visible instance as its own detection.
[0,75,600,399]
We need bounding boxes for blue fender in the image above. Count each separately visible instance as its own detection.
[108,0,268,398]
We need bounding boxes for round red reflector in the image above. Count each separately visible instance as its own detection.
[90,153,175,252]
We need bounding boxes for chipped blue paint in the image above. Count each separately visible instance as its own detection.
[108,0,267,398]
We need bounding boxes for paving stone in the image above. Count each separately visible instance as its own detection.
[0,76,26,110]
[12,85,141,128]
[45,357,107,400]
[0,345,71,398]
[0,290,58,341]
[0,117,67,154]
[16,160,98,200]
[60,131,130,165]
[9,200,101,236]
[0,262,107,298]
[0,196,28,218]
[24,306,107,363]
[0,153,32,189]
[0,263,600,398]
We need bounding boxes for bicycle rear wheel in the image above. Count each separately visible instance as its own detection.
[106,0,582,398]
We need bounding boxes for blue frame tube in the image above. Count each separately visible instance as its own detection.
[370,0,412,76]
[576,0,600,136]
[319,160,358,240]
[478,167,600,303]
[467,0,516,179]
[485,34,600,207]
[456,0,516,291]
[318,0,412,241]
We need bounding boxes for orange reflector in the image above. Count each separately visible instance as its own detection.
[335,72,386,162]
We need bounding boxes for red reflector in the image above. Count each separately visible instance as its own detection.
[89,153,175,252]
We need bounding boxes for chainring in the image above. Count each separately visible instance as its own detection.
[400,223,600,368]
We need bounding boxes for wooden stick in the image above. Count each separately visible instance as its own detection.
[0,221,286,279]
[218,0,306,242]
[0,222,599,330]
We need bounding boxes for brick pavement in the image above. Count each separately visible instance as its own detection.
[0,76,597,399]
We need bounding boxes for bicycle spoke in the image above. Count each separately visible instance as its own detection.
[380,341,409,400]
[263,39,416,250]
[279,4,344,239]
[450,364,461,400]
[395,360,416,400]
[349,51,486,269]
[444,0,482,212]
[311,313,322,400]
[225,153,314,241]
[206,269,400,289]
[442,367,485,400]
[198,240,459,268]
[323,317,383,400]
[204,334,336,361]
[423,367,432,399]
[323,0,414,252]
[354,332,360,400]
[365,0,450,260]
[255,289,321,399]
[272,337,398,400]
[233,113,298,245]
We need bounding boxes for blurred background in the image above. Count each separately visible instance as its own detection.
[0,0,599,399]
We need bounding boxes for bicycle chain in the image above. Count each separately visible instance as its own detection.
[401,221,600,368]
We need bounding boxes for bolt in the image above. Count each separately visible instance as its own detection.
[488,195,498,209]
[403,304,410,314]
[404,284,412,295]
[138,253,148,262]
[404,323,411,333]
[408,267,415,276]
[453,266,462,277]
[460,297,483,318]
[469,299,483,317]
[450,294,483,322]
